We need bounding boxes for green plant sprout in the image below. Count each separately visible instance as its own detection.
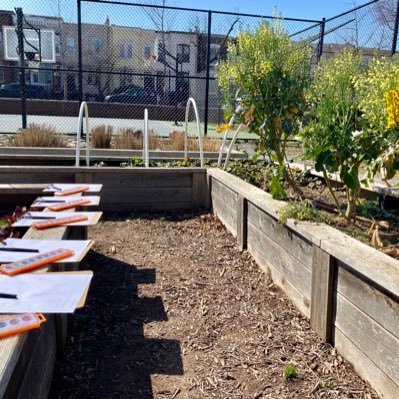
[278,200,332,225]
[283,363,299,380]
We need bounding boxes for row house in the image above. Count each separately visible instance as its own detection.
[0,10,208,104]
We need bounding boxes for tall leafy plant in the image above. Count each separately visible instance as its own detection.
[217,21,313,198]
[303,51,381,218]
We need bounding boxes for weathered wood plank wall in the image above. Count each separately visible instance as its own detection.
[208,168,399,399]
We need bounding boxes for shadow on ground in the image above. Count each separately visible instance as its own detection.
[49,250,183,399]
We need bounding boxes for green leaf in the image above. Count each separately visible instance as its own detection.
[342,171,359,190]
[315,150,335,172]
[252,153,260,163]
[270,175,286,200]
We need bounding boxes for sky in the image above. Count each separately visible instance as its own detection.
[1,0,361,22]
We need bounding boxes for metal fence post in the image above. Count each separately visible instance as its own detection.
[77,0,83,104]
[16,7,27,129]
[317,17,326,62]
[204,10,212,136]
[392,0,399,55]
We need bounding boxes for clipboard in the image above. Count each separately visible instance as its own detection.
[0,271,93,313]
[56,270,92,308]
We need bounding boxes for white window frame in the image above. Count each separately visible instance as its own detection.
[119,41,133,59]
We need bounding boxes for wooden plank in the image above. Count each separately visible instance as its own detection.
[207,168,335,246]
[212,193,237,236]
[237,195,247,251]
[204,172,212,211]
[211,179,238,210]
[321,233,399,299]
[192,173,207,208]
[247,203,313,270]
[334,293,399,384]
[100,201,193,212]
[336,263,399,338]
[247,222,312,299]
[248,244,310,317]
[0,173,73,184]
[75,170,93,184]
[101,187,192,204]
[93,173,192,188]
[334,328,399,399]
[310,246,334,342]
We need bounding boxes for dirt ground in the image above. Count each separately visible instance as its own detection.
[49,212,379,399]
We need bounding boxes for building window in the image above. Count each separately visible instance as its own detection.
[144,44,152,57]
[66,37,75,52]
[177,44,190,63]
[119,42,133,59]
[209,43,220,66]
[89,37,102,53]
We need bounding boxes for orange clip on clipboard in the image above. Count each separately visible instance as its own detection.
[0,313,46,339]
[47,199,91,211]
[32,214,89,230]
[54,186,90,197]
[0,248,74,276]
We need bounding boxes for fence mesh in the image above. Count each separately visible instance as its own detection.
[0,0,397,141]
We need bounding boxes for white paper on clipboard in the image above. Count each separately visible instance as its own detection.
[0,272,93,313]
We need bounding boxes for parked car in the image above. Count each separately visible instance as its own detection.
[0,83,52,99]
[104,87,157,105]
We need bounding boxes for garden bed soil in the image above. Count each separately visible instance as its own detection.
[226,160,399,259]
[50,212,378,399]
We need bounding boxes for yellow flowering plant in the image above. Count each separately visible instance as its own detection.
[353,56,399,186]
[303,51,379,218]
[217,20,313,199]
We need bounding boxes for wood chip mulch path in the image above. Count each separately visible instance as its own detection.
[49,211,379,399]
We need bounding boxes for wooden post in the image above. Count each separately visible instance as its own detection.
[192,173,207,209]
[310,245,335,342]
[205,173,212,211]
[237,195,247,251]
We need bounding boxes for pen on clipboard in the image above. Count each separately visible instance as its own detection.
[23,216,57,220]
[34,199,65,203]
[0,247,39,253]
[0,293,18,299]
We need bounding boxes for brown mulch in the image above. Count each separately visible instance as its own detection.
[49,212,379,399]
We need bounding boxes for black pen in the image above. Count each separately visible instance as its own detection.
[0,247,39,253]
[23,216,57,220]
[0,293,18,299]
[34,199,65,203]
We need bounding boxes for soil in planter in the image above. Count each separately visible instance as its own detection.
[49,212,378,399]
[226,159,399,259]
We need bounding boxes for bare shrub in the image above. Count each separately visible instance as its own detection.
[169,130,220,152]
[114,128,163,150]
[10,124,67,147]
[149,130,163,150]
[168,130,185,151]
[114,128,143,149]
[91,125,113,148]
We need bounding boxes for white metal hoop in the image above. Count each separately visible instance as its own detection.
[184,98,204,167]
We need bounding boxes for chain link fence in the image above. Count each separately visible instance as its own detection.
[0,0,398,140]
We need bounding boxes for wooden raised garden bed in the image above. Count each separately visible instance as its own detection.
[0,166,398,398]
